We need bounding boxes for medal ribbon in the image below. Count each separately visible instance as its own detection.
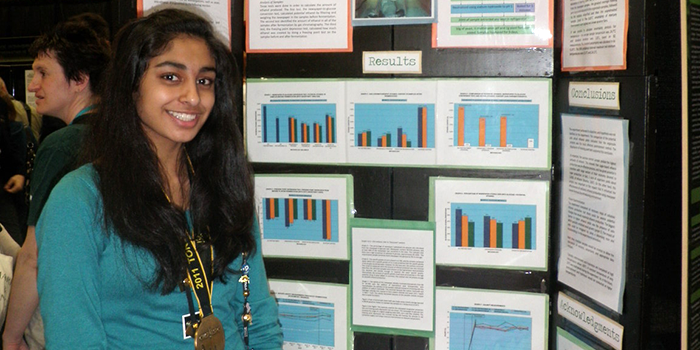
[185,230,215,319]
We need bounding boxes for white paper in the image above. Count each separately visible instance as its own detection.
[246,80,347,164]
[346,80,437,165]
[139,0,231,45]
[561,0,627,70]
[433,0,553,48]
[351,227,434,332]
[247,0,351,52]
[433,178,549,269]
[568,82,620,110]
[255,175,350,260]
[558,114,629,313]
[435,288,548,350]
[436,79,552,169]
[269,280,349,350]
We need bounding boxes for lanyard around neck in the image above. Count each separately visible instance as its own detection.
[184,229,215,318]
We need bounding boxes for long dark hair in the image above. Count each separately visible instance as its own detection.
[83,9,255,294]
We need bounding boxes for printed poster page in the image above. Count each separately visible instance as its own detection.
[432,0,553,48]
[346,80,438,166]
[246,79,347,164]
[432,177,549,270]
[269,280,350,350]
[558,114,629,313]
[351,220,434,334]
[436,79,552,170]
[246,0,352,52]
[435,287,548,350]
[137,0,231,45]
[352,0,436,26]
[255,174,352,260]
[561,0,628,71]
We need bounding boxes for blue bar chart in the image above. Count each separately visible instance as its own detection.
[451,203,536,250]
[278,298,336,348]
[449,307,532,350]
[453,104,539,148]
[262,103,337,144]
[354,103,435,148]
[263,198,339,242]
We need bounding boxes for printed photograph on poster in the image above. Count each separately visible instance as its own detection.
[246,0,352,53]
[269,280,350,350]
[351,220,434,334]
[557,328,597,350]
[352,0,436,26]
[431,177,549,270]
[435,287,548,350]
[558,114,629,313]
[561,0,628,71]
[432,0,553,48]
[137,0,231,45]
[255,175,352,260]
[246,79,347,164]
[436,79,552,170]
[346,80,438,166]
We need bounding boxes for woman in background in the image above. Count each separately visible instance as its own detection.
[34,8,281,349]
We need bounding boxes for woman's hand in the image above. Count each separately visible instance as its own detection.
[3,175,25,194]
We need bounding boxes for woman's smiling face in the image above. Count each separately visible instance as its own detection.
[136,35,217,153]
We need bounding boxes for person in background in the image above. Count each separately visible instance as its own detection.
[0,93,26,243]
[35,8,281,349]
[2,19,109,350]
[0,78,41,146]
[34,13,111,146]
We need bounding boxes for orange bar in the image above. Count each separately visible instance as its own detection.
[290,118,296,143]
[302,123,307,143]
[361,132,367,147]
[288,199,294,225]
[490,219,497,248]
[306,199,311,220]
[461,215,469,247]
[518,220,525,249]
[500,117,507,148]
[421,107,427,148]
[479,118,485,147]
[326,115,332,143]
[382,135,387,147]
[458,107,465,146]
[269,198,275,219]
[402,134,407,148]
[325,200,332,240]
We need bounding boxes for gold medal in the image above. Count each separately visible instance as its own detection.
[194,315,225,350]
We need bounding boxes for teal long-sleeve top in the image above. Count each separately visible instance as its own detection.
[36,165,282,350]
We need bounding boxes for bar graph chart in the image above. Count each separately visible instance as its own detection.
[263,198,339,242]
[262,103,337,144]
[451,203,536,249]
[278,298,335,348]
[453,104,539,148]
[449,306,532,350]
[354,103,435,148]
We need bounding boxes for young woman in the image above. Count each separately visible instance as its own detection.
[34,9,282,349]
